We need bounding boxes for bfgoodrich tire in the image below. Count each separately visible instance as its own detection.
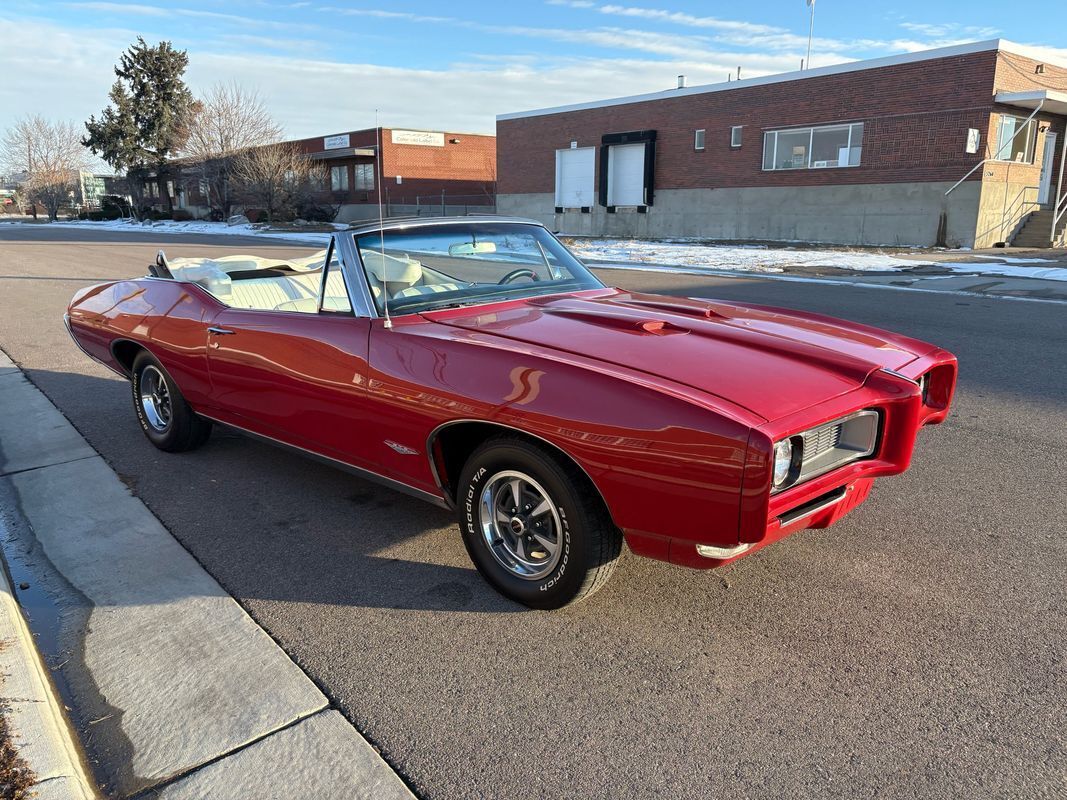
[131,351,212,452]
[457,437,622,609]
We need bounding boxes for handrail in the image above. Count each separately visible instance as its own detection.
[946,99,1045,197]
[944,159,990,196]
[1051,132,1067,246]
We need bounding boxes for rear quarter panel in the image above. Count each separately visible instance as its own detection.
[67,278,220,407]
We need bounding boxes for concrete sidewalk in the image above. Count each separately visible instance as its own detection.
[0,348,414,799]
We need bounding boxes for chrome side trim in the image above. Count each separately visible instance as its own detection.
[425,419,609,513]
[199,413,449,509]
[777,486,849,527]
[695,542,753,559]
[63,314,127,378]
[880,367,919,386]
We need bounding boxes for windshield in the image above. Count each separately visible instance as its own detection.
[352,222,603,315]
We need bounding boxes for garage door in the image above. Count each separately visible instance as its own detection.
[555,147,595,208]
[607,143,645,206]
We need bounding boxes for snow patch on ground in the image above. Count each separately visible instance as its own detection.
[965,254,1058,265]
[566,238,938,273]
[944,262,1067,281]
[567,238,1067,282]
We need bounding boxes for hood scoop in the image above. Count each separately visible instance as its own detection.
[620,295,726,320]
[538,305,689,336]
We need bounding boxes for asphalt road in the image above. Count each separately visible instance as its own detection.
[1,225,1065,799]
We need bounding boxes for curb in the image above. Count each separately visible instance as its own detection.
[0,348,415,799]
[0,547,96,799]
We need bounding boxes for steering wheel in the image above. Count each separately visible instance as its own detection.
[498,268,539,284]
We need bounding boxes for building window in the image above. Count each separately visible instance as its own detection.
[694,129,705,151]
[354,163,375,190]
[762,122,864,170]
[993,115,1037,163]
[555,147,595,208]
[731,126,743,148]
[330,165,349,192]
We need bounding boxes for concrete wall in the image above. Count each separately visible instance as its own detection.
[975,178,1041,248]
[499,180,983,247]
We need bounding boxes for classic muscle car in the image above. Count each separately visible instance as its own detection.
[65,217,957,608]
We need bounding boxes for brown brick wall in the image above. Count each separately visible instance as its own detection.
[380,129,495,183]
[987,51,1067,192]
[292,128,496,204]
[499,50,1005,194]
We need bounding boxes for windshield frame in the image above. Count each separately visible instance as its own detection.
[346,220,605,318]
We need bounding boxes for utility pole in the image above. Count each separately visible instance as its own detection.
[805,0,816,70]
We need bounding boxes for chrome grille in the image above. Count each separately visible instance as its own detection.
[803,423,842,459]
[772,410,881,494]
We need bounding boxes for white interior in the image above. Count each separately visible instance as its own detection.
[165,249,462,313]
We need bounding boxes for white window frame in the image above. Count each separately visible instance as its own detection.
[762,122,864,171]
[731,126,743,148]
[694,129,706,151]
[992,114,1038,164]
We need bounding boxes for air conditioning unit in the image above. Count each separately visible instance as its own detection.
[812,160,836,168]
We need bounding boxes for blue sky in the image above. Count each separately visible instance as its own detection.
[2,0,1065,143]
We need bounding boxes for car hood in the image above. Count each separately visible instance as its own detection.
[430,289,934,422]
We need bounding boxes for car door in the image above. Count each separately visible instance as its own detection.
[204,240,376,467]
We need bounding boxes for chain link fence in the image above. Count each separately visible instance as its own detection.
[384,193,496,218]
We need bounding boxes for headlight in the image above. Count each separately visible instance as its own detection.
[773,439,794,489]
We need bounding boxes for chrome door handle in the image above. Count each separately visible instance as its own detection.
[207,327,235,335]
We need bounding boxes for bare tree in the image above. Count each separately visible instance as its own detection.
[231,141,325,224]
[181,82,282,218]
[2,116,90,221]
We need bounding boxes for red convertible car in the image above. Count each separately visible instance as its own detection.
[65,217,956,608]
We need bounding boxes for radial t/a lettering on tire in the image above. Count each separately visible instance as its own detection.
[130,351,212,453]
[457,436,622,609]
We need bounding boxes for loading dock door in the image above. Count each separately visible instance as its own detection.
[607,143,646,206]
[555,147,595,208]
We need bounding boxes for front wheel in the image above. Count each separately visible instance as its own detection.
[457,437,622,609]
[131,351,212,452]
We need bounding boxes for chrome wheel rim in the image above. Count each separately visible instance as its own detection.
[478,470,563,581]
[139,365,172,432]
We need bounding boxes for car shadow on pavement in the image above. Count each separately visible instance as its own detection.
[17,368,529,617]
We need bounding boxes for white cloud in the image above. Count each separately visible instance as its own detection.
[63,2,324,31]
[899,22,999,39]
[596,3,782,35]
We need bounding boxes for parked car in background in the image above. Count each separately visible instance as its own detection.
[65,217,956,608]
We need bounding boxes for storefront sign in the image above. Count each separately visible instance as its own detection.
[391,130,445,147]
[324,134,351,150]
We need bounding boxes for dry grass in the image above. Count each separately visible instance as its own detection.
[0,703,36,800]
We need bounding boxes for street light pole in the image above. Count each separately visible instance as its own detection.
[806,0,816,70]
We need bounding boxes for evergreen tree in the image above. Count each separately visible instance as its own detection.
[83,37,198,216]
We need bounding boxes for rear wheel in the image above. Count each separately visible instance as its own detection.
[131,351,212,452]
[457,437,622,609]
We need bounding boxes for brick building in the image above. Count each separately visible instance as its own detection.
[497,40,1067,248]
[174,126,496,222]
